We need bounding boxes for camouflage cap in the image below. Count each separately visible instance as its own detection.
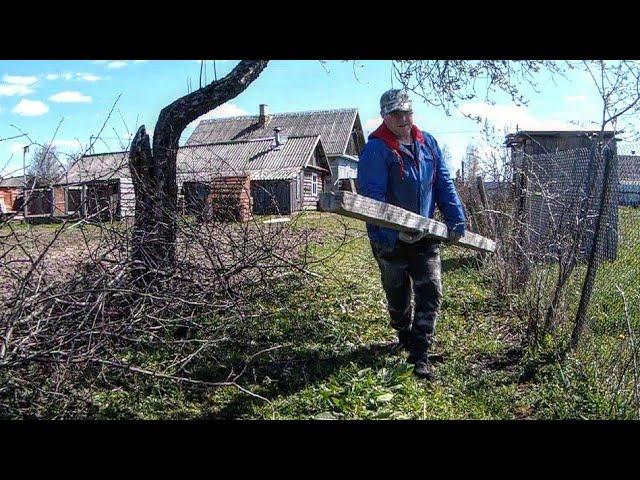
[380,89,412,116]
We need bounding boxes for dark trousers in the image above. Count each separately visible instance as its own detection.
[371,238,443,354]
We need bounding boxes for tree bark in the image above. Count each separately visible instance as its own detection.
[128,60,269,277]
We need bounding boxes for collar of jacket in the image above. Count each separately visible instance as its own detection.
[369,123,425,156]
[369,123,426,179]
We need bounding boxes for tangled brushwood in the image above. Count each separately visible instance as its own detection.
[0,209,343,418]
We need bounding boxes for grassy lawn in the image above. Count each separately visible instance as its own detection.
[86,212,534,419]
[6,207,639,419]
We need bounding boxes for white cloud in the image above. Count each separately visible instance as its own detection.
[0,84,34,96]
[49,91,92,103]
[9,142,29,155]
[46,74,59,81]
[76,73,101,82]
[458,102,575,132]
[63,72,73,81]
[107,61,128,69]
[363,117,382,131]
[93,60,108,64]
[186,102,249,130]
[133,60,148,64]
[566,95,586,102]
[211,103,249,117]
[52,139,84,150]
[3,75,37,86]
[12,99,49,116]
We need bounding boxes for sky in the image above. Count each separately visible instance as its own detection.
[0,59,623,179]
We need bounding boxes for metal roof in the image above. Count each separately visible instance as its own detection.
[186,108,359,157]
[0,175,27,188]
[177,135,328,182]
[505,130,618,147]
[508,130,617,137]
[66,151,130,182]
[65,135,329,185]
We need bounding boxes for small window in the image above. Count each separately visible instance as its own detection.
[312,173,318,195]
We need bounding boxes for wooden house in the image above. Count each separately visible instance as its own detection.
[186,105,364,191]
[177,133,332,215]
[46,106,364,221]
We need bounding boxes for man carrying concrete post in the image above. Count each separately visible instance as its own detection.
[357,89,466,379]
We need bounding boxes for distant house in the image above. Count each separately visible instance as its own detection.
[62,151,133,220]
[178,133,331,215]
[58,131,332,219]
[618,155,640,206]
[0,175,26,213]
[40,106,364,221]
[186,105,364,190]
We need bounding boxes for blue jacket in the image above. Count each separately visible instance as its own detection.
[356,124,466,250]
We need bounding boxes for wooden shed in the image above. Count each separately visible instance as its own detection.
[0,175,26,214]
[63,151,134,219]
[506,130,619,260]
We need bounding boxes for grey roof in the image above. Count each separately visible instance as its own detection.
[64,135,329,185]
[508,130,617,138]
[505,130,618,146]
[66,151,130,182]
[186,108,359,157]
[0,175,27,188]
[177,135,329,182]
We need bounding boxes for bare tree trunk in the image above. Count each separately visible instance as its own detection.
[128,60,269,277]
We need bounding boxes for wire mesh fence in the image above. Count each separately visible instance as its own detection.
[457,136,640,415]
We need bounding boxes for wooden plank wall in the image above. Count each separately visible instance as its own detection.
[302,168,325,209]
[52,186,66,217]
[0,188,19,212]
[208,175,252,221]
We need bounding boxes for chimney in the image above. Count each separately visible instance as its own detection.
[259,104,270,127]
[273,127,283,149]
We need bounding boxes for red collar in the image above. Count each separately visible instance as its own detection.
[369,123,425,154]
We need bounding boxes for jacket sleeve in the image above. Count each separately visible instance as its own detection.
[357,139,388,202]
[430,136,466,235]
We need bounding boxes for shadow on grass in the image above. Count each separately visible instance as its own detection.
[441,255,479,273]
[204,342,446,419]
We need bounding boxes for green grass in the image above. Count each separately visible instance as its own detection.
[10,207,640,419]
[85,211,533,419]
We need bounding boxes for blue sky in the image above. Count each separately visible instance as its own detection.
[0,60,617,178]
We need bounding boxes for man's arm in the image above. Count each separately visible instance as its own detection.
[430,136,466,239]
[357,140,388,202]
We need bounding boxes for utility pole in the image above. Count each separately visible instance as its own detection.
[22,144,29,220]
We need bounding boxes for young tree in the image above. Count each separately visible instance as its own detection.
[440,143,453,169]
[27,144,62,184]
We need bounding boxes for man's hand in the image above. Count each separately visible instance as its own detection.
[446,229,463,245]
[399,230,427,244]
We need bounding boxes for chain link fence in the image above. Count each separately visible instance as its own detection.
[457,135,640,415]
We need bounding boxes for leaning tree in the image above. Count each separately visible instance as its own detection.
[128,60,269,277]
